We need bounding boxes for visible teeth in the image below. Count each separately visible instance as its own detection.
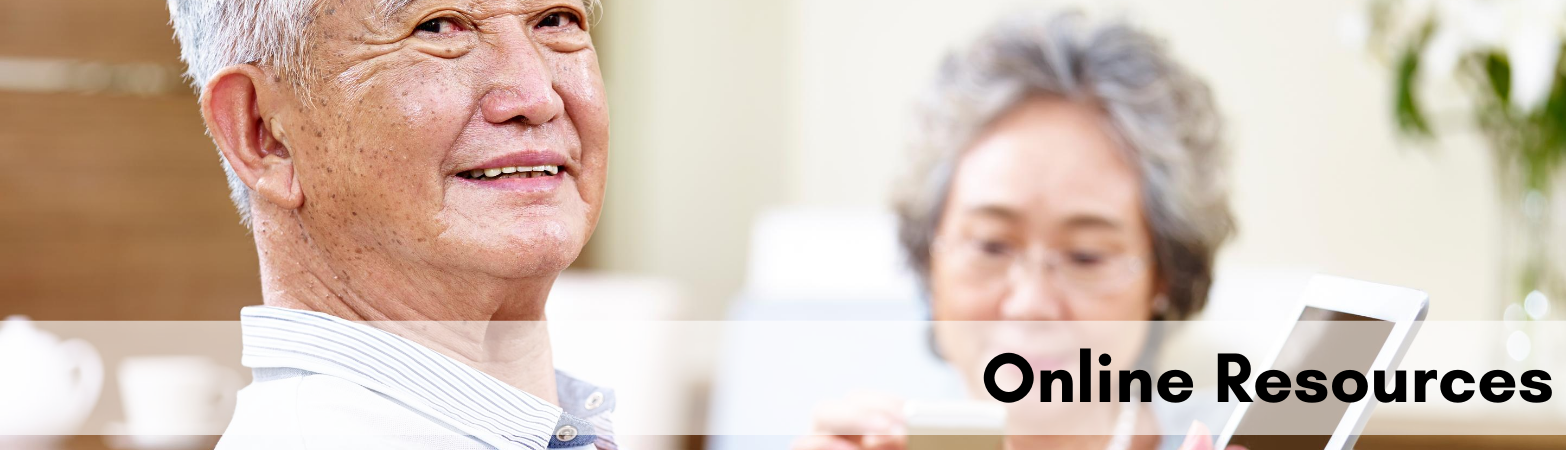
[465,165,562,179]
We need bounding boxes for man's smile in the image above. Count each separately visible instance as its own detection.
[456,164,561,180]
[452,150,573,192]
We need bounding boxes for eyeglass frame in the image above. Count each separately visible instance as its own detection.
[929,233,1151,298]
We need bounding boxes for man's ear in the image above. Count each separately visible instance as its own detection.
[201,65,303,210]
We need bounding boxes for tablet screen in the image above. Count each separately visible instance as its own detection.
[1225,307,1395,449]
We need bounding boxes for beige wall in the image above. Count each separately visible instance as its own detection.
[597,0,1502,320]
[591,0,796,318]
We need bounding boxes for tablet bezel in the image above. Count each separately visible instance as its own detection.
[1213,275,1429,450]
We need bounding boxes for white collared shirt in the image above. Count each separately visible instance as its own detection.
[219,306,617,450]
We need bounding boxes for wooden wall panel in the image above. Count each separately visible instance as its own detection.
[0,0,261,320]
[0,91,260,320]
[0,0,182,64]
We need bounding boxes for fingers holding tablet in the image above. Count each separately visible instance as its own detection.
[794,392,908,450]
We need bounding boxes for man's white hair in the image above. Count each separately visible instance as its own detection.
[166,0,602,228]
[167,0,317,227]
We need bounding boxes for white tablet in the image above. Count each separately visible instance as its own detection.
[1214,275,1428,450]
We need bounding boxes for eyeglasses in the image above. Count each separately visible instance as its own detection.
[932,235,1147,296]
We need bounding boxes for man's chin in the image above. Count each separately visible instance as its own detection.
[468,248,580,280]
[432,210,591,274]
[496,230,582,271]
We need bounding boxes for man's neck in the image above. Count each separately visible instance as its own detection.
[251,209,561,405]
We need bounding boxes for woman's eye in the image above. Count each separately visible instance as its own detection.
[536,11,581,29]
[975,239,1013,257]
[1066,251,1105,266]
[415,17,465,35]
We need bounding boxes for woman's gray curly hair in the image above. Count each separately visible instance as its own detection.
[895,10,1235,320]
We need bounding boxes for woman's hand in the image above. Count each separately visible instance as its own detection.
[791,392,907,450]
[795,401,1244,450]
[1177,421,1246,450]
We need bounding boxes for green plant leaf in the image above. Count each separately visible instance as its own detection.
[1394,45,1433,137]
[1526,49,1566,192]
[1485,53,1512,110]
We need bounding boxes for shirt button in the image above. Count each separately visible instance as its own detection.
[555,425,579,442]
[585,392,605,410]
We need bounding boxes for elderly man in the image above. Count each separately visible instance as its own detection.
[166,0,612,448]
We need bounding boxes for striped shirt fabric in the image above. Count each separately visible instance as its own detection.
[220,306,618,450]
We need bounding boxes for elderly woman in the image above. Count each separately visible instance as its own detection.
[166,0,615,448]
[796,11,1235,450]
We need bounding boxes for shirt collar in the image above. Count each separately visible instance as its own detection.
[239,306,615,449]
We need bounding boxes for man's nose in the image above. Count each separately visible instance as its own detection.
[480,25,565,126]
[999,265,1068,321]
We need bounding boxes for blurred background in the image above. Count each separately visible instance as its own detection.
[2,0,1563,449]
[0,0,1505,321]
[590,0,1506,324]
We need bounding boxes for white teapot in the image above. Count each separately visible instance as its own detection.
[0,316,103,439]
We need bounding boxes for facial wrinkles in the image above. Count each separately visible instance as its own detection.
[434,52,563,239]
[485,88,584,170]
[330,55,473,204]
[553,56,603,136]
[331,0,592,79]
[330,38,424,101]
[411,7,593,227]
[328,0,484,97]
[296,100,450,277]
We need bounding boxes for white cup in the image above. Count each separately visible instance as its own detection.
[117,356,241,437]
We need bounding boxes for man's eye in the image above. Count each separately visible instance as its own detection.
[536,11,581,29]
[415,17,464,35]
